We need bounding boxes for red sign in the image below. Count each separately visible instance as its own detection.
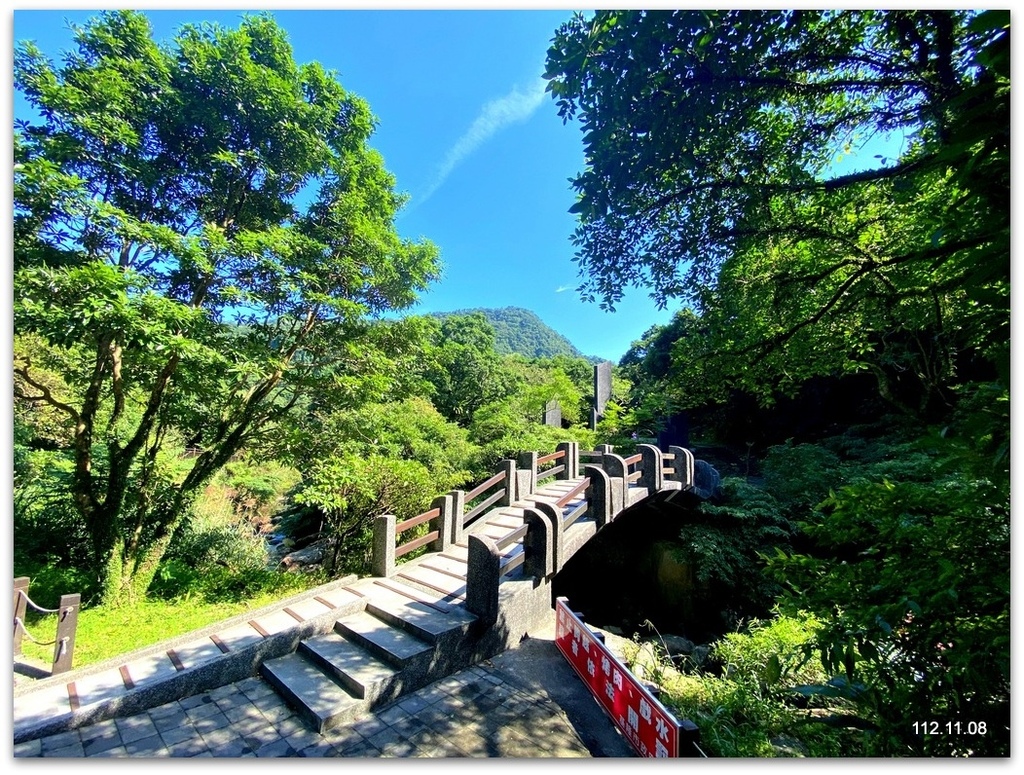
[554,597,684,757]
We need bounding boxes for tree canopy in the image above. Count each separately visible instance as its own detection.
[546,10,1008,416]
[13,11,439,604]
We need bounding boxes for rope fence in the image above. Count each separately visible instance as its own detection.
[13,577,80,675]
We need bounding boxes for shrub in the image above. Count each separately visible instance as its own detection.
[677,478,796,622]
[766,458,1010,756]
[295,453,439,575]
[640,613,850,757]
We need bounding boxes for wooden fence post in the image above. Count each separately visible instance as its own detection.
[13,577,29,657]
[52,593,80,675]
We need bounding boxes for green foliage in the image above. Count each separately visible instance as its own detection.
[765,434,1010,756]
[283,397,479,490]
[295,454,437,575]
[680,479,795,619]
[414,313,518,426]
[13,10,439,605]
[548,10,1008,420]
[637,613,850,757]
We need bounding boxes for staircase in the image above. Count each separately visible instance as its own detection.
[256,492,544,733]
[259,578,473,732]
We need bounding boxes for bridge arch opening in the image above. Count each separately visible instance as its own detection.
[550,491,755,646]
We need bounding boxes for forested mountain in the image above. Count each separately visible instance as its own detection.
[432,307,592,360]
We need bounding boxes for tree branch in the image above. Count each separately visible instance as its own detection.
[14,360,81,422]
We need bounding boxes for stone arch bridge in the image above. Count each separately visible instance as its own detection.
[13,442,719,744]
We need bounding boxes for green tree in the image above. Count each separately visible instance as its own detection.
[13,11,439,605]
[545,10,1008,415]
[417,312,517,426]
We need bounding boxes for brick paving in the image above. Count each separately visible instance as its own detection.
[14,661,602,758]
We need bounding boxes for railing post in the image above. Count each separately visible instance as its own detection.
[556,441,579,479]
[584,465,612,528]
[669,445,695,489]
[498,459,516,505]
[637,443,664,492]
[431,494,453,553]
[517,451,538,499]
[466,534,501,626]
[13,577,29,657]
[523,507,554,580]
[448,490,466,545]
[595,443,614,455]
[531,499,564,572]
[372,514,397,578]
[599,452,628,518]
[52,593,80,675]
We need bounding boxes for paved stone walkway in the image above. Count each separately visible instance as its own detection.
[12,623,635,759]
[13,668,575,758]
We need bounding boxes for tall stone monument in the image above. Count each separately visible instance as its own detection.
[590,361,613,430]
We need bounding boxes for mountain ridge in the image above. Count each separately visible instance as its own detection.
[431,306,599,361]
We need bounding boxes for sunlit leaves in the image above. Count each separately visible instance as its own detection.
[12,10,439,604]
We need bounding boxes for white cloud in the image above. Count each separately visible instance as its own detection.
[416,77,547,206]
[555,284,572,293]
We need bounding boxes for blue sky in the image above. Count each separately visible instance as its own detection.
[11,6,682,363]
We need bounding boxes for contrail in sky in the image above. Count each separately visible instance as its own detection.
[416,77,547,207]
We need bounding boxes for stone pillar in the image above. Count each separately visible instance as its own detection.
[498,459,517,505]
[517,451,538,499]
[669,445,695,489]
[599,452,628,518]
[637,443,664,492]
[543,400,562,427]
[372,514,396,578]
[530,499,564,572]
[431,494,453,553]
[595,443,614,455]
[466,534,501,626]
[557,441,579,480]
[584,464,612,528]
[523,507,554,580]
[448,490,466,545]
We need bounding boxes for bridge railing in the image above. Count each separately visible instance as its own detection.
[372,458,518,578]
[378,440,698,623]
[664,444,695,490]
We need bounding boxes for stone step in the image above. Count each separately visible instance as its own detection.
[299,631,399,703]
[417,553,468,578]
[364,582,476,643]
[259,652,363,734]
[332,609,433,668]
[370,576,456,614]
[396,565,467,600]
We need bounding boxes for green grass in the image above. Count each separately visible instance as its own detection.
[18,590,313,670]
